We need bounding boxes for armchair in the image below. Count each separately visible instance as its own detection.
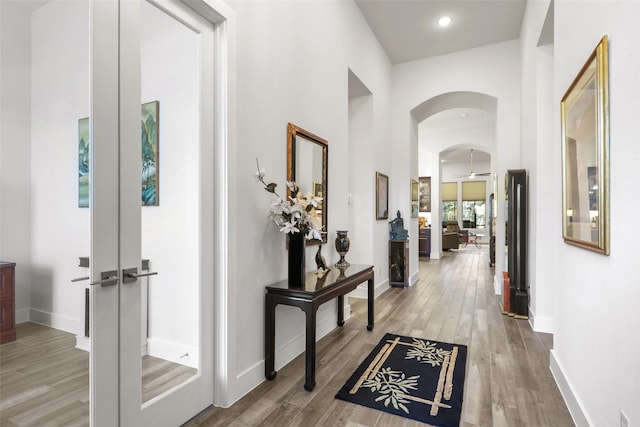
[442,221,460,251]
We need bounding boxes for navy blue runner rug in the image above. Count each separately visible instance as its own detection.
[335,333,467,426]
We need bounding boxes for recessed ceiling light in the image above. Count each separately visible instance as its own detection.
[438,16,452,27]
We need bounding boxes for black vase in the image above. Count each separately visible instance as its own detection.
[288,231,306,287]
[335,230,350,269]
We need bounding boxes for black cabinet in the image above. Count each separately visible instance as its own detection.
[489,193,495,266]
[419,228,431,257]
[389,240,409,287]
[505,169,528,317]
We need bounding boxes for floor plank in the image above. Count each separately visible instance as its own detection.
[186,250,575,427]
[0,323,196,426]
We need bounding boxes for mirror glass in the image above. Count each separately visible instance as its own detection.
[287,123,328,244]
[561,36,609,254]
[1,1,91,423]
[139,0,199,402]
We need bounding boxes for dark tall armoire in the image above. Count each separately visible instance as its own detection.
[489,193,495,267]
[505,169,528,317]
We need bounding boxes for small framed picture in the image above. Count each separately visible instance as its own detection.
[376,172,389,220]
[411,179,419,218]
[419,176,431,212]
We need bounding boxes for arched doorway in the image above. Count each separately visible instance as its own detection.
[412,92,501,282]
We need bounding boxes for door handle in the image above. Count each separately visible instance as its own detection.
[71,270,119,286]
[123,267,158,284]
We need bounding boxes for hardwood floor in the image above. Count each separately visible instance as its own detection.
[0,251,574,426]
[0,323,196,426]
[0,323,89,427]
[186,250,575,427]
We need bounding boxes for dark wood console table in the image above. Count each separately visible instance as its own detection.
[265,264,374,391]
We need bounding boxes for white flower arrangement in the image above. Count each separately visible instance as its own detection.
[254,159,323,240]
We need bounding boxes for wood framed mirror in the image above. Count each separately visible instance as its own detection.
[287,123,328,244]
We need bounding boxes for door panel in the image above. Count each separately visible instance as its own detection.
[1,2,216,426]
[119,1,214,425]
[1,1,94,425]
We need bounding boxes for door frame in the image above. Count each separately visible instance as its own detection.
[184,0,237,410]
[184,0,237,409]
[89,0,235,424]
[90,1,122,425]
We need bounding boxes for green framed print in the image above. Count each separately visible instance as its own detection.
[141,101,160,206]
[77,101,160,208]
[78,117,90,208]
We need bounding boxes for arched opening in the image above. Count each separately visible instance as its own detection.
[412,92,498,270]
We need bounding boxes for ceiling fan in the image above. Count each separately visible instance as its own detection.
[453,149,491,179]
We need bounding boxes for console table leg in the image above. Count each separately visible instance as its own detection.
[367,277,374,331]
[304,306,317,391]
[265,296,277,380]
[337,295,345,326]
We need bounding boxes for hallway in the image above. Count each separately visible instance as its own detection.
[187,251,574,426]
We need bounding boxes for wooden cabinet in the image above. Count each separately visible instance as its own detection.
[389,240,409,287]
[419,228,431,257]
[1,261,17,344]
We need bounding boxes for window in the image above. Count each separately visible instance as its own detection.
[462,200,486,228]
[462,181,486,229]
[442,201,458,221]
[441,182,457,222]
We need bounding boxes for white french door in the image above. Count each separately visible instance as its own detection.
[91,0,215,425]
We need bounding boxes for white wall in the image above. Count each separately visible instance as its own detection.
[0,0,33,324]
[519,0,555,334]
[550,1,640,426]
[30,1,91,333]
[347,83,374,271]
[391,41,521,282]
[225,0,391,404]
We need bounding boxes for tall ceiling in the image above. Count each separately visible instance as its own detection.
[355,0,527,64]
[355,0,527,164]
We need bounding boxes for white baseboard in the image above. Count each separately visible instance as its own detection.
[147,337,198,369]
[527,306,554,334]
[75,335,90,352]
[410,270,419,286]
[347,279,389,300]
[15,308,30,324]
[19,307,90,352]
[549,350,592,427]
[230,307,351,406]
[29,308,82,335]
[343,303,351,323]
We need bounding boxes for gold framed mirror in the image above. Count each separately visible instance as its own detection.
[287,123,328,244]
[561,35,609,254]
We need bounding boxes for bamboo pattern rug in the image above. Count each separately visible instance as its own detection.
[335,333,467,426]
